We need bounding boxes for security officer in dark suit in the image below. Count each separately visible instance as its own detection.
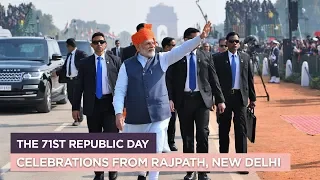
[56,38,87,126]
[168,28,226,180]
[72,32,121,180]
[111,40,123,58]
[212,32,256,175]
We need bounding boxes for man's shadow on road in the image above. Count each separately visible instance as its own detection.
[0,122,64,128]
[291,160,320,170]
[82,171,189,179]
[271,98,320,107]
[0,105,59,116]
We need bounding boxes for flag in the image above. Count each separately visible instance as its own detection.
[63,21,69,35]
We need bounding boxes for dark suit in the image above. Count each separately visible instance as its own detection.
[57,49,87,121]
[111,47,123,58]
[212,51,256,153]
[121,45,162,62]
[165,66,177,148]
[168,49,225,154]
[57,49,87,83]
[72,53,121,177]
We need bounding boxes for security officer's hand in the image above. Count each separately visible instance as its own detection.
[72,110,80,121]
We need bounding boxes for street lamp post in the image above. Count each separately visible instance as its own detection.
[245,10,252,37]
[36,15,40,37]
[301,8,308,36]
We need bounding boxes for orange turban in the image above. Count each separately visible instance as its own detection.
[131,24,155,50]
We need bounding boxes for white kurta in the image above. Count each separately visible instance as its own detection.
[123,118,171,153]
[123,119,170,179]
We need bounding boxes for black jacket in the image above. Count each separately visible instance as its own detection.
[72,53,121,116]
[166,49,225,109]
[57,49,87,83]
[212,51,256,106]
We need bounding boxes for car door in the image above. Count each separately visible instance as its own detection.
[48,40,64,95]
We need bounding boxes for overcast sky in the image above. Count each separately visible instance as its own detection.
[2,0,277,36]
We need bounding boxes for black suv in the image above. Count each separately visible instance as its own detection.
[58,40,93,58]
[0,37,68,113]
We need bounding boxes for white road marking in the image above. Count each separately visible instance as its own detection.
[0,162,10,175]
[54,123,69,132]
[1,122,69,176]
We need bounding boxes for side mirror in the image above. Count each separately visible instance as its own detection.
[52,54,62,60]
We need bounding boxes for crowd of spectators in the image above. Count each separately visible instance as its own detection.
[0,3,33,32]
[225,0,280,38]
[292,36,320,56]
[226,0,278,26]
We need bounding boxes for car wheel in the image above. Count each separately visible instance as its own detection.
[36,82,52,113]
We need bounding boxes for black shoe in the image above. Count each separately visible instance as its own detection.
[184,172,196,180]
[79,117,83,122]
[93,174,104,180]
[109,171,118,180]
[237,171,249,175]
[198,173,210,180]
[137,175,146,180]
[169,144,178,151]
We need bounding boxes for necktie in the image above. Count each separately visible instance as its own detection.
[189,52,196,91]
[231,55,236,88]
[96,56,103,99]
[68,53,72,76]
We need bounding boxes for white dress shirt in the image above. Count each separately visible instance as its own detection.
[113,35,203,115]
[184,49,199,92]
[228,50,240,89]
[94,53,111,94]
[66,48,78,77]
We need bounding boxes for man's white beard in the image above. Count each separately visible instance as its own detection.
[140,48,155,58]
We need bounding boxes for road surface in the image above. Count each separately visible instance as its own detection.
[0,103,260,180]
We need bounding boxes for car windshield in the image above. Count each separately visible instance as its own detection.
[58,41,92,56]
[0,39,47,60]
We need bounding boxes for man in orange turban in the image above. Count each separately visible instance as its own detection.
[131,24,155,49]
[113,21,216,180]
[121,23,162,61]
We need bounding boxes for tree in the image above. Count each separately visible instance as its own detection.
[36,11,60,36]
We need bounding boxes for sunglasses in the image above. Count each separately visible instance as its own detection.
[219,45,227,48]
[228,40,240,44]
[92,40,106,45]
